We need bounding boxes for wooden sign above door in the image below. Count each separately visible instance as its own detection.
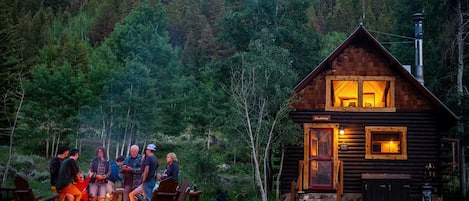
[312,115,331,122]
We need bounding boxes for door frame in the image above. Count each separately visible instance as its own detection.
[302,123,339,191]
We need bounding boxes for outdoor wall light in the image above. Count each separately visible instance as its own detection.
[339,126,348,151]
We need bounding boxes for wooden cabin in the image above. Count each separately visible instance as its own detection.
[282,26,459,201]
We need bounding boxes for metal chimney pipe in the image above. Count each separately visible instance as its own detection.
[414,13,425,85]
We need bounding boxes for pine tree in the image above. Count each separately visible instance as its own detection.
[0,0,22,142]
[93,0,187,146]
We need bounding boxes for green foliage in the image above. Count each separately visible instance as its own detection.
[319,31,348,58]
[88,0,134,45]
[219,0,323,77]
[21,61,93,153]
[0,0,22,143]
[3,0,469,199]
[84,0,189,150]
[226,32,298,200]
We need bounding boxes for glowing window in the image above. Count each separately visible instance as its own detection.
[365,126,407,160]
[332,80,358,107]
[371,133,400,153]
[326,76,395,112]
[363,81,390,107]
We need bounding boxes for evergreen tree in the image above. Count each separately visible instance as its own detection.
[0,0,22,143]
[219,0,323,77]
[22,62,93,155]
[93,0,187,144]
[21,32,93,156]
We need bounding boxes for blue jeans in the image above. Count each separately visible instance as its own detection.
[143,179,156,201]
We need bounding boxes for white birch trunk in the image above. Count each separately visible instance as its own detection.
[2,73,25,187]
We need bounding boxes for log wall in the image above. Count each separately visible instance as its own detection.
[281,110,449,197]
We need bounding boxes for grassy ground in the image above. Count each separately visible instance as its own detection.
[0,137,258,201]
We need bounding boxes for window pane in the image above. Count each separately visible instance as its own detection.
[365,126,407,160]
[371,132,401,153]
[332,80,358,107]
[310,129,332,157]
[363,81,390,107]
[311,160,332,186]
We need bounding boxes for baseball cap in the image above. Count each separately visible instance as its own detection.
[146,144,156,151]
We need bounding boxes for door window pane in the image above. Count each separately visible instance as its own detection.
[310,129,332,157]
[310,160,332,186]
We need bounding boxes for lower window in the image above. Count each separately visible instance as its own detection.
[365,126,407,160]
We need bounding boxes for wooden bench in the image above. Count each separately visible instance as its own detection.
[151,179,190,201]
[13,175,59,201]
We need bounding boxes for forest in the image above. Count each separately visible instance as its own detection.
[1,0,468,200]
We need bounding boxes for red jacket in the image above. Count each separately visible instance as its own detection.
[74,176,91,201]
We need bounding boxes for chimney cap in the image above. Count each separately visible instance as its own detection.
[413,12,425,21]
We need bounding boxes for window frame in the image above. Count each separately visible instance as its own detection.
[365,126,408,160]
[325,76,396,112]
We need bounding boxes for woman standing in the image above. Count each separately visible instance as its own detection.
[88,147,110,201]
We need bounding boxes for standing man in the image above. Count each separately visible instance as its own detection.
[56,148,82,201]
[129,144,158,201]
[122,145,142,201]
[50,145,70,194]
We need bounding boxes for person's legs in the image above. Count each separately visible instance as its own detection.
[106,181,115,201]
[60,183,82,201]
[89,183,98,201]
[59,192,66,201]
[123,185,132,201]
[65,193,74,201]
[143,180,155,201]
[128,185,142,201]
[98,183,107,201]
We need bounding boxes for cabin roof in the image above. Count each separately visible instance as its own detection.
[294,25,459,125]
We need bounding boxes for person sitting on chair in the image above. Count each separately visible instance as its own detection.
[158,152,179,182]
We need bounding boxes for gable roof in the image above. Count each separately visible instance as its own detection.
[294,25,459,127]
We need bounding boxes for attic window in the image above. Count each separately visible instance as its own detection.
[325,76,396,112]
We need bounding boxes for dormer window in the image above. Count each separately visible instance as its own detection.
[325,76,396,112]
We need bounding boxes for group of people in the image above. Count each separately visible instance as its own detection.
[50,144,179,201]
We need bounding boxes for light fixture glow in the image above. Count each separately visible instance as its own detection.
[339,127,345,135]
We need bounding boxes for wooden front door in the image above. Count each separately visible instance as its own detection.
[308,128,334,190]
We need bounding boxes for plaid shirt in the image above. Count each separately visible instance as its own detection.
[122,154,142,188]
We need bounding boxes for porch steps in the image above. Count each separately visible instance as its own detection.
[298,193,336,201]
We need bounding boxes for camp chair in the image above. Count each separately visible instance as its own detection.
[151,179,189,201]
[174,181,190,201]
[13,176,59,201]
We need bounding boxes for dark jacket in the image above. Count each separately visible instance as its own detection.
[50,156,63,186]
[56,158,79,190]
[89,157,110,183]
[161,161,179,181]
